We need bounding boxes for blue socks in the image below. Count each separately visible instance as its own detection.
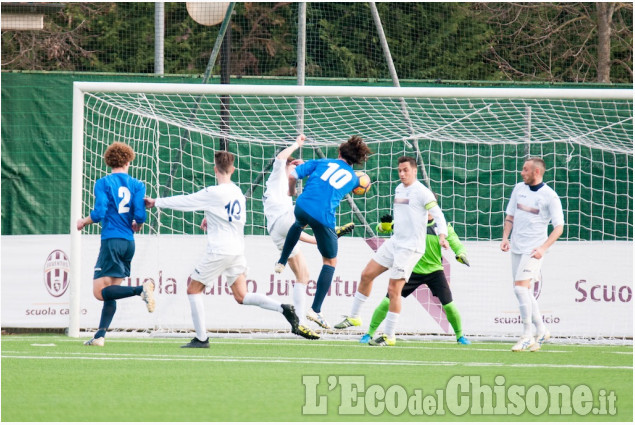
[101,285,142,300]
[311,264,335,313]
[95,300,116,339]
[94,285,143,338]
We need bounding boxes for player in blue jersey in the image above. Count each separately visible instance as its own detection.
[77,142,155,347]
[275,134,371,326]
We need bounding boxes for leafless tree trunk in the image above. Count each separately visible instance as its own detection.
[475,2,632,83]
[596,2,615,83]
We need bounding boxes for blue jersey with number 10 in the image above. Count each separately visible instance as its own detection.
[90,173,146,241]
[294,158,359,228]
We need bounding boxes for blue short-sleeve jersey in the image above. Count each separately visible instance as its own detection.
[90,173,146,240]
[294,158,359,228]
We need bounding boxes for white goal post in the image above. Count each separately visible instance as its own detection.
[70,82,633,340]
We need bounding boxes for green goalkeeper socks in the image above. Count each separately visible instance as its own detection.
[443,301,463,340]
[368,298,464,340]
[367,297,390,337]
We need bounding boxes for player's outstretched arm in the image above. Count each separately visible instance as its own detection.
[277,134,305,161]
[447,224,470,266]
[144,196,156,208]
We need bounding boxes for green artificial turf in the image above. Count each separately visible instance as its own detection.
[1,335,632,422]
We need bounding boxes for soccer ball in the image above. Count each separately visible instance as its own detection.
[353,171,371,195]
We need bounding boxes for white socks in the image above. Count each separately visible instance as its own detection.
[529,293,546,335]
[384,311,400,339]
[514,286,532,337]
[243,293,282,313]
[293,282,308,325]
[350,292,368,317]
[188,294,208,342]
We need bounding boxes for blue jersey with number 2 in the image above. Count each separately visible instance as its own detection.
[294,159,359,228]
[90,173,146,240]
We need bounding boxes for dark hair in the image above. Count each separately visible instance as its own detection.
[339,135,372,165]
[397,156,417,168]
[105,142,135,168]
[215,150,235,174]
[286,156,295,165]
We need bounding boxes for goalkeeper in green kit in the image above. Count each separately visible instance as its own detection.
[359,214,471,345]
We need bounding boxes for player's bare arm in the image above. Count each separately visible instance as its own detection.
[531,224,564,259]
[501,214,514,251]
[76,216,94,231]
[287,174,298,197]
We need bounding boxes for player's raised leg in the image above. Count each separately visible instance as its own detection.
[86,275,148,346]
[275,221,304,273]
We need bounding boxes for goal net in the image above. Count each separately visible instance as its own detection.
[71,83,633,342]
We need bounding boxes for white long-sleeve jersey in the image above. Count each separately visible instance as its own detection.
[155,183,246,255]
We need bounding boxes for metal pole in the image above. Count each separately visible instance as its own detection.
[296,2,306,134]
[295,2,307,194]
[202,2,235,84]
[524,106,532,159]
[369,2,430,187]
[164,3,235,193]
[220,23,231,151]
[154,2,164,76]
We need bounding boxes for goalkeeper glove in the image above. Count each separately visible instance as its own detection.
[456,253,470,267]
[376,214,394,234]
[336,222,355,238]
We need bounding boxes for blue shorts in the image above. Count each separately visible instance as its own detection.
[93,238,135,279]
[294,205,338,259]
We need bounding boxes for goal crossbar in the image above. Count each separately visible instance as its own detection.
[73,81,633,100]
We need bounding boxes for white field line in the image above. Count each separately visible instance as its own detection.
[4,336,633,355]
[0,337,603,354]
[1,351,632,370]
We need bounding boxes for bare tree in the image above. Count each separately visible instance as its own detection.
[1,4,111,71]
[475,2,633,83]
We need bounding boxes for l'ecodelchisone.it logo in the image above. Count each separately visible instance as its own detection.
[43,250,70,297]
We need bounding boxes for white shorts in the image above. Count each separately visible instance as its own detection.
[373,238,423,281]
[269,211,301,258]
[511,253,543,284]
[191,252,248,287]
